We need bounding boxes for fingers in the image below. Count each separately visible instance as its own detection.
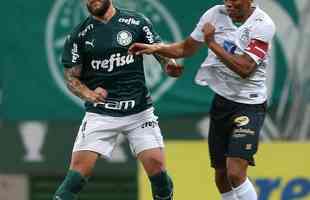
[89,93,104,103]
[202,23,215,33]
[202,23,216,44]
[165,63,184,78]
[93,87,108,102]
[128,43,156,55]
[128,43,139,54]
[128,43,147,55]
[94,87,108,97]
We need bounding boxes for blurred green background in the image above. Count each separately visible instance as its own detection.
[0,0,309,199]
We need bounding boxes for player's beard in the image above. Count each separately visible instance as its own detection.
[87,0,111,17]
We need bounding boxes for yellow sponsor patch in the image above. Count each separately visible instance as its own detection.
[234,116,250,127]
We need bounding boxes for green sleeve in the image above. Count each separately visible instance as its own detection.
[61,33,84,68]
[140,15,162,44]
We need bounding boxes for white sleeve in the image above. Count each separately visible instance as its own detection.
[251,21,276,43]
[190,7,217,42]
[244,22,276,64]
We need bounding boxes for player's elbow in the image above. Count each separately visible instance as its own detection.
[65,79,79,92]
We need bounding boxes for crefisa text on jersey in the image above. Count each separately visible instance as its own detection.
[118,18,140,26]
[142,26,155,44]
[91,53,135,72]
[71,43,80,63]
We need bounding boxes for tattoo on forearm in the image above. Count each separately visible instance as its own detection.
[64,65,89,100]
[154,53,170,68]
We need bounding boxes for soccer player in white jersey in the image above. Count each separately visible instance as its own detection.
[129,0,276,199]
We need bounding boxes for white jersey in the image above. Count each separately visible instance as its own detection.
[191,5,276,104]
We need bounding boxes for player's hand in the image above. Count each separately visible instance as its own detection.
[202,23,216,44]
[84,87,108,103]
[129,43,161,55]
[165,60,184,78]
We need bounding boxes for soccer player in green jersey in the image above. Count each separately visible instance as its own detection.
[52,0,182,199]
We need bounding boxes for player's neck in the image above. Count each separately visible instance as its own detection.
[93,5,116,23]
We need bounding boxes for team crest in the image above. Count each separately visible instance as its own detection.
[240,28,250,43]
[117,31,133,46]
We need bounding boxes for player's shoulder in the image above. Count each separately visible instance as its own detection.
[117,8,150,25]
[205,5,226,15]
[210,5,226,12]
[69,17,94,39]
[251,7,276,31]
[199,5,227,21]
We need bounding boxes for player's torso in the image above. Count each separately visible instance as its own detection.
[201,6,270,104]
[77,9,152,116]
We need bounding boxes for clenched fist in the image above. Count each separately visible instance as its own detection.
[94,87,108,98]
[202,22,216,44]
[84,87,108,104]
[165,60,184,78]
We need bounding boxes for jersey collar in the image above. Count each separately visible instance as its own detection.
[230,5,259,28]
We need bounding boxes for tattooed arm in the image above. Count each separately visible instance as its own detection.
[153,53,184,78]
[153,53,172,67]
[64,65,107,103]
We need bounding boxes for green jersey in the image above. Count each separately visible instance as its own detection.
[62,8,161,116]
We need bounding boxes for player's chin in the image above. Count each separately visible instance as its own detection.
[91,7,104,15]
[87,3,106,16]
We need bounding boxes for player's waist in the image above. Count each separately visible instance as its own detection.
[213,93,267,111]
[212,87,268,105]
[94,99,137,111]
[84,97,152,116]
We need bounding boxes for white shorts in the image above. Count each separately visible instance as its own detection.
[72,107,164,159]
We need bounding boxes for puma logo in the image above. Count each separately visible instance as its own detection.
[85,39,95,48]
